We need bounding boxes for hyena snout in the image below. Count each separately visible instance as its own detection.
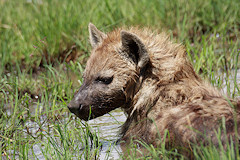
[68,78,128,120]
[67,99,82,117]
[67,84,91,120]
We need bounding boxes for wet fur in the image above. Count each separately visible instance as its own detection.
[68,24,240,157]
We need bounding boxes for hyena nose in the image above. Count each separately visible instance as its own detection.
[67,100,81,115]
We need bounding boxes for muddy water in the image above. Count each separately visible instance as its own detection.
[5,108,125,160]
[21,108,126,159]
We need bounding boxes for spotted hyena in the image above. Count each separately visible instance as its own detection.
[68,23,240,155]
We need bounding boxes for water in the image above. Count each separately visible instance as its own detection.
[217,69,240,98]
[88,109,126,159]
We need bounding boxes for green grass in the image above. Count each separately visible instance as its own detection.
[0,0,240,159]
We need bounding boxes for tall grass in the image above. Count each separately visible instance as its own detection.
[0,0,239,159]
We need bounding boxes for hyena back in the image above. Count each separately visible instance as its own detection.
[68,23,240,154]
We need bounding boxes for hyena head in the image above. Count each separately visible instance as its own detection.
[68,23,149,120]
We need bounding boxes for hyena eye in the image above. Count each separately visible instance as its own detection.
[95,76,113,85]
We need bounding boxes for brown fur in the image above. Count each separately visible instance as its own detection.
[68,23,240,157]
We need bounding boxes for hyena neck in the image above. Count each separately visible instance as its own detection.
[123,61,204,118]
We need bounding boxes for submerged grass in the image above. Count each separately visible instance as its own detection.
[0,0,240,159]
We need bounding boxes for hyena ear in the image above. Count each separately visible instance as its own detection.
[89,23,107,48]
[121,31,149,70]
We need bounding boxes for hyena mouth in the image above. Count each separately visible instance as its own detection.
[68,103,92,121]
[68,102,115,121]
